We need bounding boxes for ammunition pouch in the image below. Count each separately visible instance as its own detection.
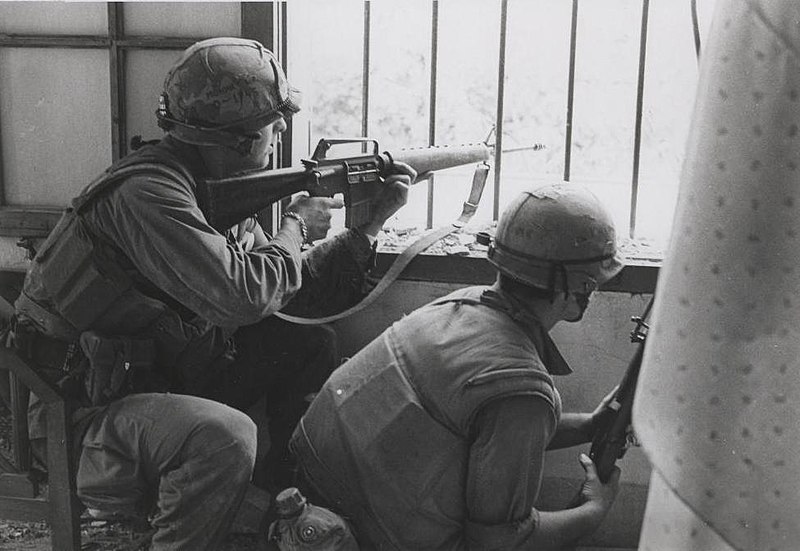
[2,315,84,403]
[78,331,158,407]
[4,315,166,407]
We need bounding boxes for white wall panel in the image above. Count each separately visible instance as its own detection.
[125,49,185,148]
[0,48,111,206]
[0,2,107,35]
[123,3,240,37]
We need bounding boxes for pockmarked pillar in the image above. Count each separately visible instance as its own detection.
[632,1,800,549]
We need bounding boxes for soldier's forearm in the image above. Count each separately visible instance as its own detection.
[546,413,593,450]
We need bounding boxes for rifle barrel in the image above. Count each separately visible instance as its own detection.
[501,144,546,153]
[389,143,492,174]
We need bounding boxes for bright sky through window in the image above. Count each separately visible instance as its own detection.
[288,0,719,253]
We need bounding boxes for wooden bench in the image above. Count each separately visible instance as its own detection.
[0,296,80,551]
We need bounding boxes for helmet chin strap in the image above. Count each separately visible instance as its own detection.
[159,116,257,156]
[548,262,570,300]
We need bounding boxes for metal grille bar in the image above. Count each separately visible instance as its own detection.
[629,0,650,238]
[427,1,439,229]
[564,0,580,182]
[493,0,509,221]
[691,0,701,59]
[361,2,371,145]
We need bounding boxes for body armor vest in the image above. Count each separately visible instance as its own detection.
[293,286,563,551]
[15,144,228,393]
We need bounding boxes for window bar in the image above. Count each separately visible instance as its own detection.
[361,1,371,146]
[280,2,292,169]
[493,0,509,221]
[629,0,650,239]
[243,2,277,231]
[427,1,439,229]
[0,52,4,205]
[108,3,126,161]
[690,0,701,60]
[564,0,579,182]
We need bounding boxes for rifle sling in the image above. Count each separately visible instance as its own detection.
[274,162,491,326]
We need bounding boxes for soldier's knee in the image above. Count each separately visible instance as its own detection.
[225,409,258,473]
[198,405,258,478]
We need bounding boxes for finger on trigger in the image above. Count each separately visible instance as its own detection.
[387,175,411,189]
[392,160,417,180]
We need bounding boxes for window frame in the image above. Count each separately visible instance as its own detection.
[288,0,702,243]
[0,2,276,236]
[0,1,660,293]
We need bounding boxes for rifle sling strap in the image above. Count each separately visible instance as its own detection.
[274,162,491,326]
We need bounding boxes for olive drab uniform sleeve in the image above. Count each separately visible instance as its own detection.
[84,146,305,329]
[278,228,378,318]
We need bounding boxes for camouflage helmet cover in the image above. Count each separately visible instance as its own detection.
[488,182,624,294]
[157,37,301,149]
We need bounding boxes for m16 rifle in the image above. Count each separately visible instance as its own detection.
[588,296,654,482]
[197,138,494,232]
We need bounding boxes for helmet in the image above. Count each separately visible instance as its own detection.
[488,183,624,295]
[156,37,301,152]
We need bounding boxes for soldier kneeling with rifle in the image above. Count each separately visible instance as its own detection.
[10,37,419,550]
[288,183,625,550]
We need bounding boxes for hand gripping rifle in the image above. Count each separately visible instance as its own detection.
[588,296,654,483]
[197,137,494,232]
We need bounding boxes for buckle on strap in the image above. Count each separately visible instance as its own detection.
[14,292,78,342]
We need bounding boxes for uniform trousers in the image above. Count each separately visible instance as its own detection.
[74,316,338,550]
[77,393,257,551]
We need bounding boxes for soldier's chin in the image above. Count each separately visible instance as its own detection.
[564,302,588,323]
[565,311,584,323]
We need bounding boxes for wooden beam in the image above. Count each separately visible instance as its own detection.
[373,252,658,294]
[45,399,80,550]
[108,3,126,161]
[0,349,61,403]
[0,34,198,50]
[0,207,62,238]
[241,2,274,46]
[242,2,279,232]
[114,37,200,50]
[0,34,110,48]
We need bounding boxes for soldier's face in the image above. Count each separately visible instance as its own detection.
[244,117,287,169]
